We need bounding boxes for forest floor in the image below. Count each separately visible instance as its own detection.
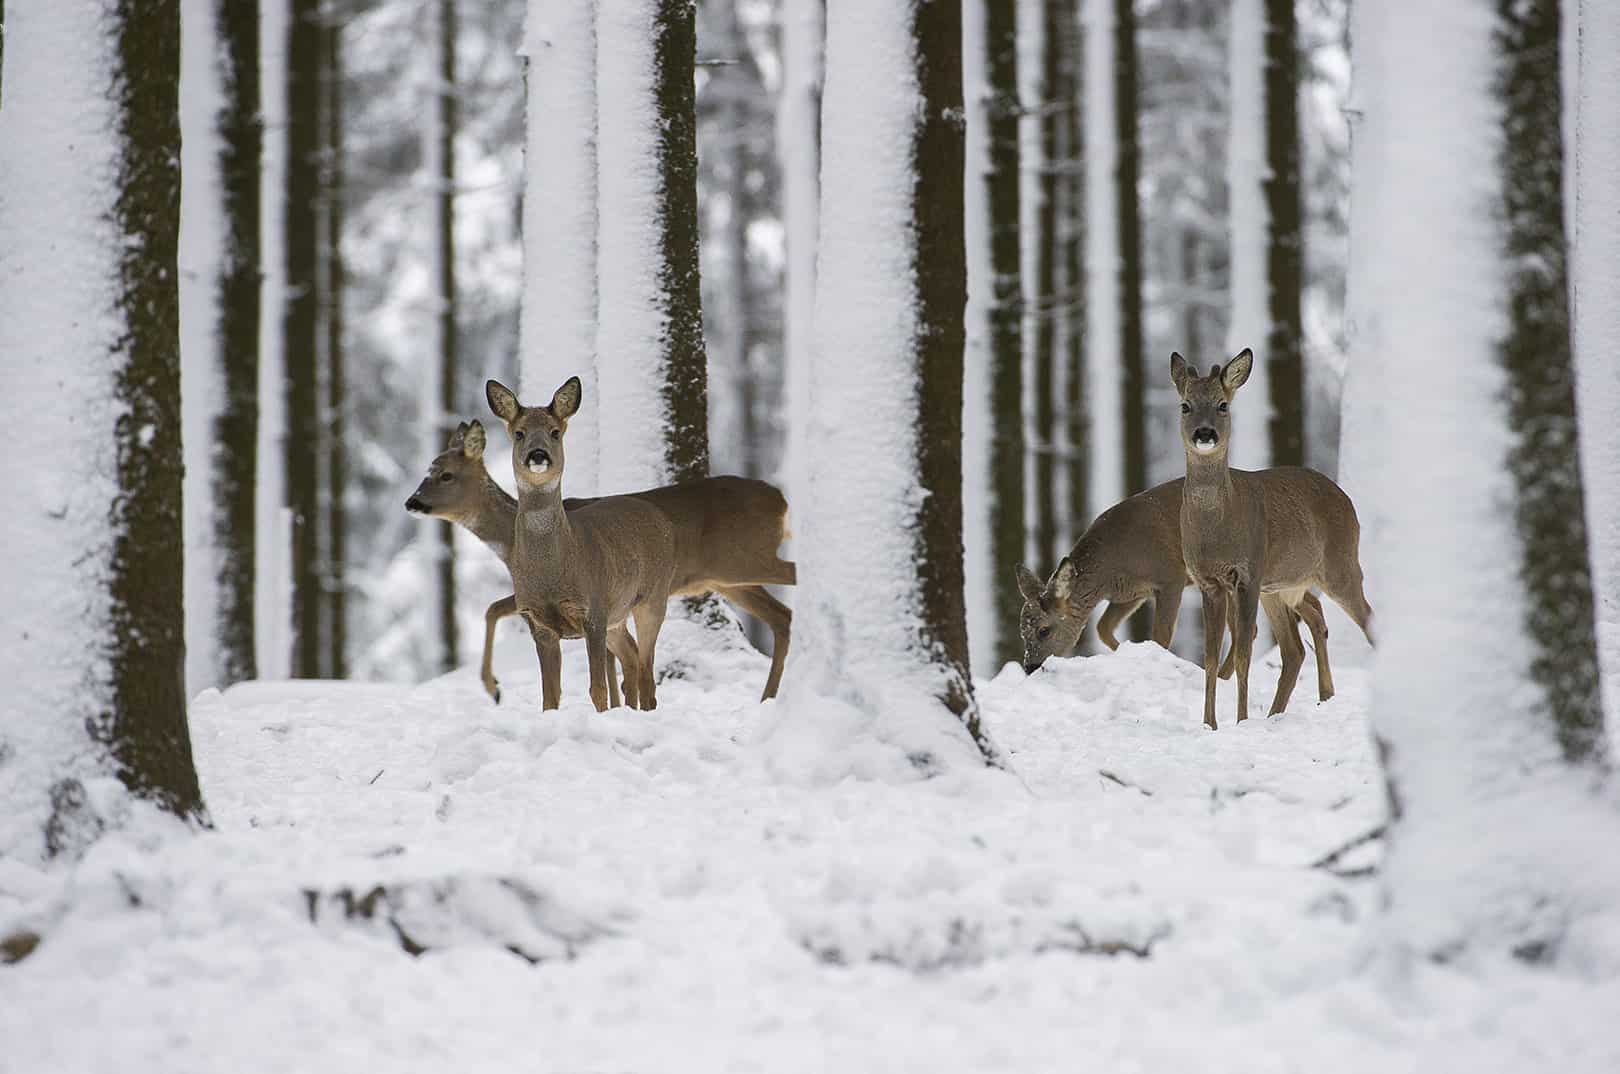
[4,613,1620,1072]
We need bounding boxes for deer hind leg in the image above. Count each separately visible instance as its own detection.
[1296,591,1334,701]
[607,625,641,709]
[482,595,517,704]
[1261,593,1305,716]
[1216,590,1245,679]
[631,599,669,711]
[718,585,791,701]
[1149,585,1183,651]
[1323,563,1375,647]
[1097,598,1146,651]
[1198,584,1227,730]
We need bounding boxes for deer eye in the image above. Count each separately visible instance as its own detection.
[549,429,560,441]
[514,429,525,442]
[1037,626,1051,640]
[1180,402,1191,414]
[438,472,454,483]
[1218,401,1229,413]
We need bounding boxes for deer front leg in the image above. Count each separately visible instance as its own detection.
[1097,599,1145,651]
[1232,580,1260,723]
[528,621,563,711]
[631,599,668,711]
[584,613,612,713]
[1199,584,1226,730]
[607,625,641,709]
[481,595,517,704]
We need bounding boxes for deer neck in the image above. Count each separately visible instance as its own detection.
[464,475,519,564]
[1182,448,1235,513]
[513,481,575,572]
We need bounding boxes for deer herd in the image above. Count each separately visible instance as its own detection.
[406,349,1372,732]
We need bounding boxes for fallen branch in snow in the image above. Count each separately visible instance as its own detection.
[1035,920,1169,959]
[302,875,618,964]
[368,769,383,785]
[1098,769,1153,796]
[1309,824,1388,878]
[801,915,1168,972]
[1,929,41,965]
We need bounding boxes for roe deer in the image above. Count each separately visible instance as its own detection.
[406,419,797,704]
[405,420,640,707]
[1013,477,1322,676]
[1172,349,1374,730]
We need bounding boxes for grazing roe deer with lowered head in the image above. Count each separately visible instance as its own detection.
[406,419,798,704]
[487,376,676,711]
[1014,477,1322,676]
[405,420,641,707]
[1172,348,1374,730]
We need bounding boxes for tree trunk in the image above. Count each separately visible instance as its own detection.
[714,0,764,480]
[284,0,322,678]
[1056,0,1087,553]
[216,0,262,684]
[1345,0,1610,960]
[1114,0,1145,497]
[1262,0,1303,467]
[1025,1,1059,569]
[521,0,600,493]
[779,0,994,771]
[425,0,458,674]
[963,0,1025,672]
[0,0,205,862]
[596,0,709,494]
[324,14,347,679]
[1081,0,1121,510]
[1225,0,1272,468]
[1574,0,1620,716]
[778,0,822,513]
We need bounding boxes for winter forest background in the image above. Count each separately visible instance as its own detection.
[4,0,1620,1067]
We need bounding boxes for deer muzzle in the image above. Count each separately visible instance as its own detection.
[1191,427,1219,454]
[525,448,553,474]
[405,496,428,515]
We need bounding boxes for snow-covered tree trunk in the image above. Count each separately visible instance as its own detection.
[256,0,293,680]
[1574,0,1620,716]
[181,0,262,691]
[963,0,1025,672]
[778,0,995,774]
[778,0,822,508]
[596,0,709,494]
[1226,0,1304,470]
[284,0,323,677]
[1081,0,1123,510]
[1346,0,1610,959]
[1055,0,1087,552]
[521,0,599,494]
[423,0,458,673]
[323,16,347,679]
[0,0,206,862]
[1019,0,1059,569]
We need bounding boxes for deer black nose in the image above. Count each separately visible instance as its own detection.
[405,496,426,514]
[1022,660,1043,675]
[1192,426,1218,444]
[526,448,552,470]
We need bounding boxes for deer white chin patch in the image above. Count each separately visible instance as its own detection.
[526,458,552,474]
[1193,440,1219,455]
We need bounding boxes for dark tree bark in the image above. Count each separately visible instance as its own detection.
[324,15,347,679]
[1263,0,1304,467]
[914,0,987,753]
[1115,0,1146,497]
[1029,2,1060,568]
[981,0,1026,665]
[284,0,322,678]
[433,0,459,672]
[212,0,262,684]
[656,0,710,485]
[1056,0,1087,550]
[105,0,205,821]
[1494,0,1605,763]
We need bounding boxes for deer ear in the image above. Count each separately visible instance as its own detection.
[550,376,582,421]
[486,379,520,424]
[447,421,468,451]
[1015,565,1044,604]
[1048,558,1076,602]
[462,420,486,459]
[1170,352,1191,394]
[1222,349,1253,392]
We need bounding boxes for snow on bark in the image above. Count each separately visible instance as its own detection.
[1081,0,1122,511]
[777,0,822,507]
[963,0,1024,674]
[1574,0,1620,720]
[257,0,292,679]
[521,0,600,495]
[771,0,994,780]
[180,0,227,695]
[1345,0,1611,960]
[1224,0,1271,470]
[594,0,709,494]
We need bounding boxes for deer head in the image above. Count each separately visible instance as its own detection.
[405,420,491,522]
[486,376,582,491]
[1171,348,1252,462]
[1015,559,1088,673]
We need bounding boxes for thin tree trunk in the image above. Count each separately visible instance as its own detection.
[431,0,458,672]
[778,0,822,511]
[1115,0,1145,497]
[963,0,1025,670]
[324,15,347,679]
[214,0,262,684]
[284,0,322,678]
[1028,1,1060,567]
[1263,0,1304,466]
[717,0,761,479]
[1056,0,1087,550]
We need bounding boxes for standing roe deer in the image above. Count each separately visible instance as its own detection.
[1172,348,1374,730]
[1014,477,1322,676]
[405,419,797,704]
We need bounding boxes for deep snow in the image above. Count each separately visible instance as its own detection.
[5,619,1619,1070]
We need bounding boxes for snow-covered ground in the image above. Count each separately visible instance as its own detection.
[4,621,1619,1072]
